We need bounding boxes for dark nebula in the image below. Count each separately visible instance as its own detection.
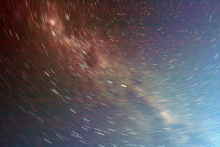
[85,47,97,67]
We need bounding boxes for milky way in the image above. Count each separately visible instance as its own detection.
[1,0,220,147]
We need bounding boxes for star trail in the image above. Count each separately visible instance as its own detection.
[1,0,220,146]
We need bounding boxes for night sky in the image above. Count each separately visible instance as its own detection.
[1,0,220,146]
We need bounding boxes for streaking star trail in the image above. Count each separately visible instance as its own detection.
[1,0,219,147]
